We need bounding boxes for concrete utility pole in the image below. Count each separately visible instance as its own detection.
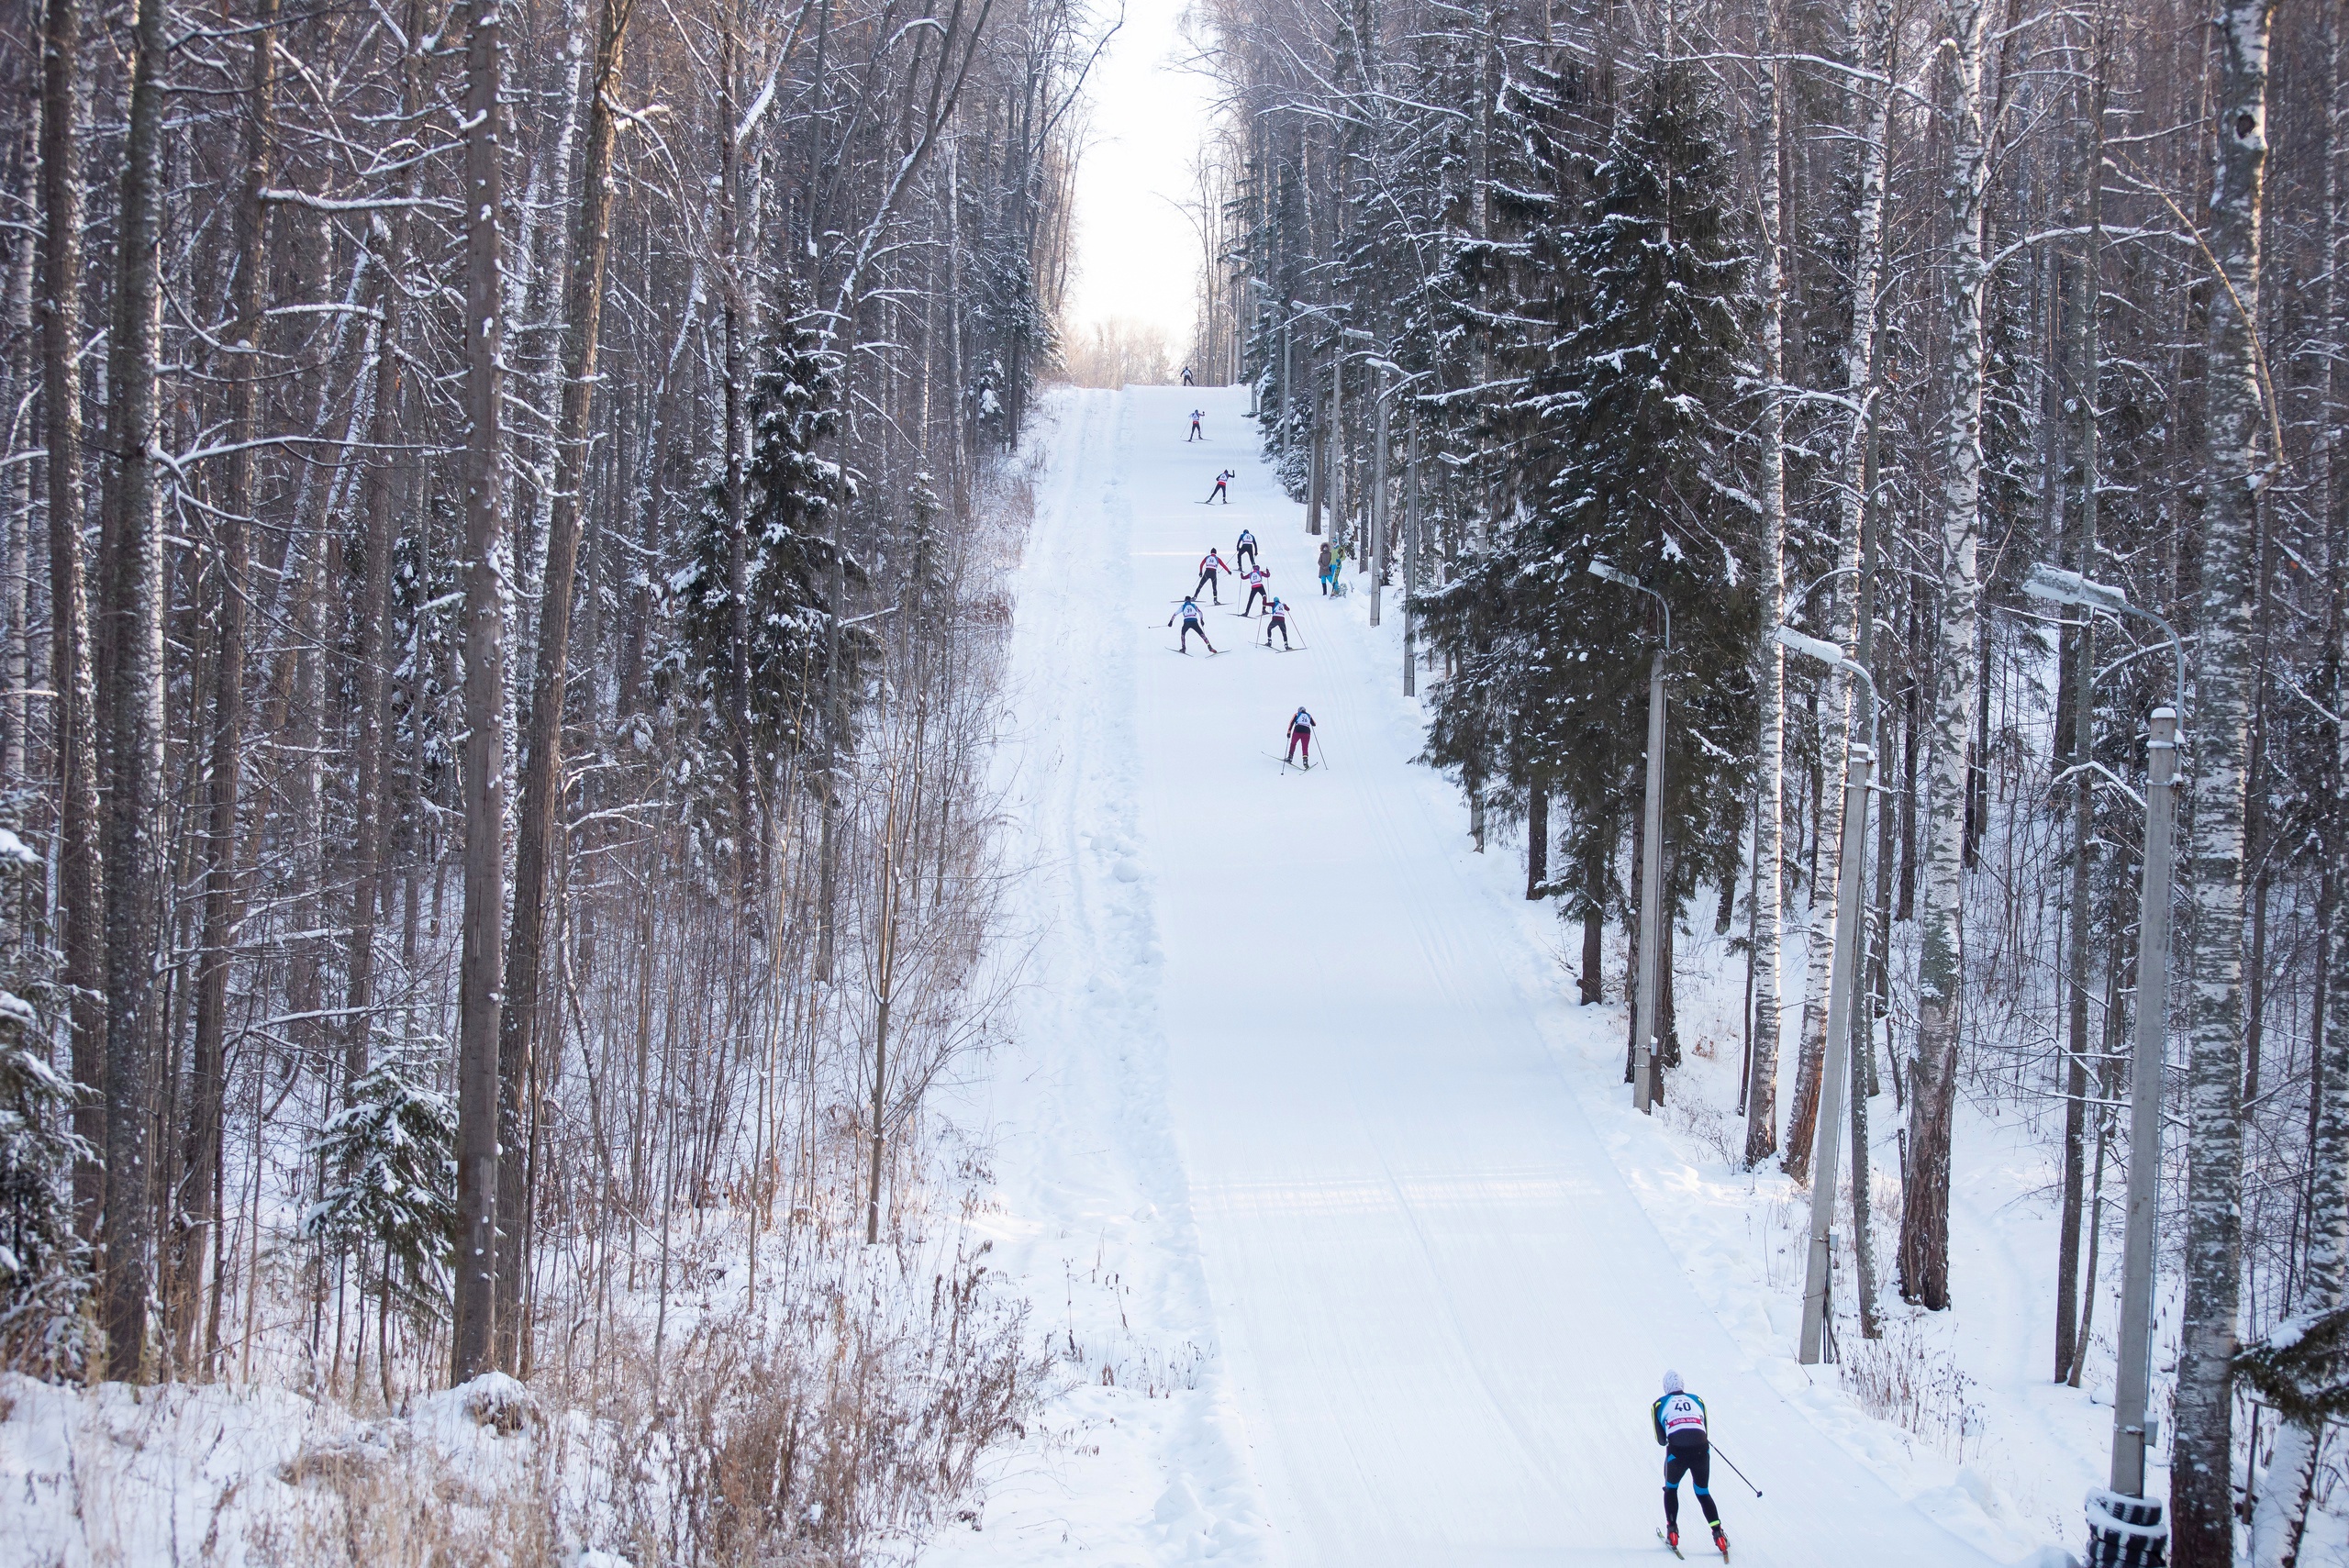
[2020,564,2185,1511]
[1404,407,1420,696]
[1281,311,1293,460]
[1371,362,1388,628]
[1592,561,1670,1112]
[1774,625,1877,1366]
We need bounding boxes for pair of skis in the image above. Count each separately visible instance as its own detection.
[1657,1529,1728,1562]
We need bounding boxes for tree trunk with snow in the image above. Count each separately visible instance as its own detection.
[38,0,106,1246]
[2172,0,2276,1556]
[178,0,276,1372]
[452,0,509,1387]
[496,0,632,1374]
[96,0,173,1382]
[1743,40,1787,1169]
[1896,0,1992,1313]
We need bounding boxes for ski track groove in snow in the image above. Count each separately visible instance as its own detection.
[939,386,2021,1568]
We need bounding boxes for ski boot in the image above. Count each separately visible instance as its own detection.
[1657,1526,1682,1557]
[1710,1523,1729,1561]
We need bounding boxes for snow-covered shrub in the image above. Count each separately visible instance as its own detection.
[301,1037,457,1326]
[0,830,92,1379]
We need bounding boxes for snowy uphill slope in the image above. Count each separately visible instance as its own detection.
[941,384,2018,1568]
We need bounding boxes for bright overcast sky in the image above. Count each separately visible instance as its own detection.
[1063,0,1219,353]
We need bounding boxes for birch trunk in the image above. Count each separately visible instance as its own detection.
[2054,54,2106,1385]
[179,0,275,1373]
[97,0,172,1382]
[2249,9,2343,1558]
[1896,0,1991,1311]
[38,0,106,1243]
[496,0,632,1373]
[1744,40,1787,1169]
[2172,0,2275,1555]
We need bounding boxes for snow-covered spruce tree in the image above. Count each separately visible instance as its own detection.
[0,835,93,1377]
[1421,54,1590,870]
[676,284,871,785]
[1424,61,1755,1079]
[302,1037,457,1333]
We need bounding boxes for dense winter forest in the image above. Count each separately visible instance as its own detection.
[0,0,1103,1548]
[1193,0,2332,1558]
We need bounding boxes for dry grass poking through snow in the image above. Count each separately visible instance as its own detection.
[1837,1319,1987,1463]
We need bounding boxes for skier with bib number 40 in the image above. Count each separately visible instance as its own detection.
[1285,706,1316,767]
[1167,595,1218,655]
[1654,1372,1728,1560]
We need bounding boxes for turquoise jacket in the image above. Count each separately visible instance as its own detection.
[1653,1391,1709,1446]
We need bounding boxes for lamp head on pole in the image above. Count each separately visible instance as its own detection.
[1588,560,1639,591]
[2023,562,2131,616]
[1772,623,1876,711]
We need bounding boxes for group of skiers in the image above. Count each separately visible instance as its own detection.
[1167,529,1297,653]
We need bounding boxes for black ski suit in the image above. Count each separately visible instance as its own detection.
[1653,1392,1721,1533]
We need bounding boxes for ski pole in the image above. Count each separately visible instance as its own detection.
[1709,1443,1762,1498]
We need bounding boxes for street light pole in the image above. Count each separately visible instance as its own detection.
[2018,562,2183,1524]
[1281,311,1293,461]
[1772,624,1877,1366]
[2110,705,2176,1496]
[1370,361,1389,628]
[1404,406,1420,696]
[1592,561,1671,1112]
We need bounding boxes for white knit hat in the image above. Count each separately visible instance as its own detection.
[1662,1370,1685,1395]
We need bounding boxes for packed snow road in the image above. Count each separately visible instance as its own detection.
[966,386,2006,1568]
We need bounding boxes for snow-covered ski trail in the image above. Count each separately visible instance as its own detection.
[952,386,2008,1568]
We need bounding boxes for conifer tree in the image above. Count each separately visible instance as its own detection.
[679,284,870,774]
[1424,61,1756,1053]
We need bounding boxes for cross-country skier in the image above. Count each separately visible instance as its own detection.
[1653,1372,1728,1559]
[1188,409,1206,441]
[1264,595,1295,649]
[1235,528,1260,571]
[1240,564,1272,617]
[1285,706,1316,767]
[1206,469,1236,504]
[1316,539,1335,595]
[1167,595,1218,654]
[1194,547,1233,604]
[1181,365,1195,386]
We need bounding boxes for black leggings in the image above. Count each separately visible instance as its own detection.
[1244,584,1269,616]
[1179,621,1214,651]
[1663,1441,1720,1529]
[1237,543,1259,570]
[1265,617,1289,647]
[1195,570,1220,601]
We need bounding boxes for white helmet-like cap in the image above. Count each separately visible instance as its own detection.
[1662,1370,1685,1395]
